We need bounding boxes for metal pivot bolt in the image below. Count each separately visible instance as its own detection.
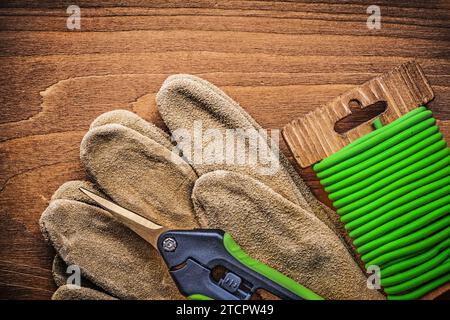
[162,237,177,252]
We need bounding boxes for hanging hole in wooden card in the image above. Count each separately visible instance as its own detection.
[334,100,388,134]
[282,61,434,168]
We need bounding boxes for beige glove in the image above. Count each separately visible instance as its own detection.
[40,76,384,300]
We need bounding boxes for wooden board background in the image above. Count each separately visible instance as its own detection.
[0,1,449,299]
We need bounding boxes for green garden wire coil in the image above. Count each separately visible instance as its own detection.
[312,106,450,300]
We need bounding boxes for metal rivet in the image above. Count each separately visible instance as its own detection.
[162,237,177,252]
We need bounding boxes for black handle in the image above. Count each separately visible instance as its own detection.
[157,229,305,300]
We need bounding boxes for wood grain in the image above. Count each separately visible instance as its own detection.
[0,1,449,300]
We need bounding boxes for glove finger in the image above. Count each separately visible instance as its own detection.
[52,254,68,287]
[80,123,198,229]
[89,110,174,151]
[52,254,117,300]
[40,180,183,300]
[192,170,385,300]
[51,179,100,205]
[156,74,341,235]
[88,109,196,183]
[52,254,102,291]
[52,285,116,300]
[50,181,112,294]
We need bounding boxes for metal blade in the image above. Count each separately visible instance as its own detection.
[79,187,167,249]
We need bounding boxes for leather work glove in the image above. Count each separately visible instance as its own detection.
[40,76,384,300]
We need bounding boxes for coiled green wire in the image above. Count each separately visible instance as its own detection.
[313,106,450,299]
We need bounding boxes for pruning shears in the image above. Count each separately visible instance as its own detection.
[80,187,323,300]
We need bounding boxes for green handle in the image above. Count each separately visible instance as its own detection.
[188,294,213,300]
[223,233,323,300]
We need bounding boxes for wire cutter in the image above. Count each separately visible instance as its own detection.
[80,187,323,300]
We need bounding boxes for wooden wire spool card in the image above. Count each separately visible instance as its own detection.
[282,61,435,168]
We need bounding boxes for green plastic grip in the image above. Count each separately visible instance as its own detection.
[188,294,213,300]
[222,233,323,300]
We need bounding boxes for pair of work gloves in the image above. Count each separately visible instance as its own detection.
[40,75,384,300]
